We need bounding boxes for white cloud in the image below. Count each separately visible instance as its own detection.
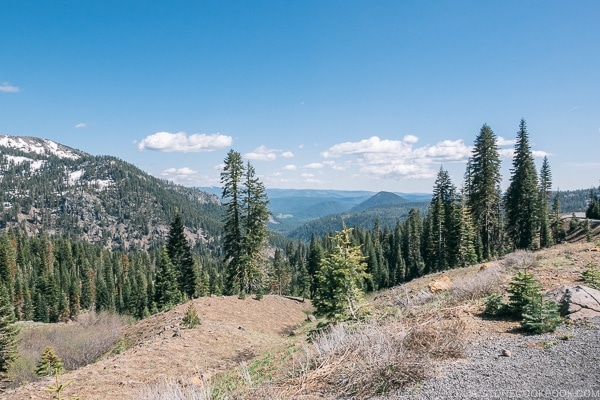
[0,82,20,93]
[160,167,202,185]
[321,135,472,180]
[75,123,87,129]
[499,148,550,160]
[162,167,198,176]
[301,173,315,178]
[304,162,324,169]
[245,146,295,161]
[497,136,516,146]
[245,145,277,161]
[137,131,232,152]
[403,134,419,144]
[532,150,550,158]
[499,148,515,159]
[283,164,298,170]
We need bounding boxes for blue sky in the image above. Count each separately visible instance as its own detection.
[1,1,599,193]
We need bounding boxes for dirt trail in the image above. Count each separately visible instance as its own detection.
[3,295,312,400]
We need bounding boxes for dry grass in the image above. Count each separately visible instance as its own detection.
[444,263,506,304]
[133,379,212,400]
[274,314,466,399]
[8,312,129,388]
[502,249,538,270]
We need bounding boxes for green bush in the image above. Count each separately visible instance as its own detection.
[521,295,562,333]
[582,263,600,290]
[35,346,64,376]
[507,272,542,318]
[491,271,563,334]
[484,293,508,317]
[182,302,200,329]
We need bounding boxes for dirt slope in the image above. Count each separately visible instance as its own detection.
[3,295,312,400]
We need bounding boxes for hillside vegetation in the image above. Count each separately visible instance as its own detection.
[3,239,599,399]
[0,135,222,252]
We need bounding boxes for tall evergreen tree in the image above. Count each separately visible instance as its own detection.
[538,156,554,248]
[424,168,456,272]
[550,191,563,243]
[221,153,270,297]
[221,150,245,295]
[586,183,600,219]
[167,212,197,298]
[0,284,18,386]
[240,162,271,295]
[451,192,478,267]
[466,124,502,260]
[404,209,424,281]
[307,234,323,298]
[389,220,406,285]
[154,246,181,311]
[504,119,540,250]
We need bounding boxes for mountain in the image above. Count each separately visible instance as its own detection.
[350,191,409,212]
[0,135,223,252]
[199,187,430,236]
[277,190,426,241]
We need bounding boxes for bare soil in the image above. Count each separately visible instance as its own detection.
[2,295,312,400]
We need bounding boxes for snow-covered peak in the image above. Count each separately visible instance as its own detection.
[0,135,81,160]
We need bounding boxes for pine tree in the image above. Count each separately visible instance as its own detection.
[307,234,323,298]
[550,192,563,243]
[452,192,478,267]
[0,284,18,385]
[507,271,542,318]
[313,227,369,321]
[538,156,554,248]
[466,124,502,260]
[504,119,540,250]
[424,168,456,272]
[240,162,270,295]
[167,212,197,298]
[154,246,181,311]
[389,220,406,285]
[182,301,201,329]
[271,248,290,295]
[221,150,245,295]
[586,184,600,219]
[221,153,270,297]
[404,209,424,280]
[35,346,64,376]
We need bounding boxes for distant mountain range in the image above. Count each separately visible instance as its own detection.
[199,186,431,236]
[267,189,430,237]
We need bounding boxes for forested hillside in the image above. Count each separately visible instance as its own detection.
[0,136,223,252]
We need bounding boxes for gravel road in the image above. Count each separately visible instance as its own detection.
[386,318,600,400]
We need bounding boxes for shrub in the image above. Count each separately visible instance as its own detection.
[35,346,64,377]
[295,317,466,398]
[503,250,537,270]
[182,302,201,329]
[521,295,562,333]
[507,272,542,318]
[582,263,600,290]
[484,293,508,317]
[9,312,129,387]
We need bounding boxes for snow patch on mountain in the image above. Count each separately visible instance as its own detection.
[0,135,80,160]
[3,155,46,171]
[68,169,84,185]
